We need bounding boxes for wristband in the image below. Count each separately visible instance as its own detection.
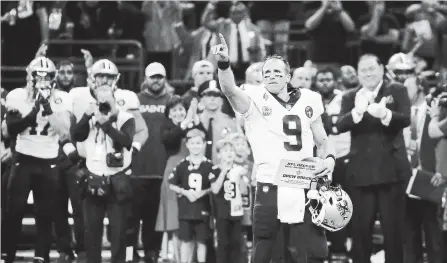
[325,154,336,162]
[217,60,230,70]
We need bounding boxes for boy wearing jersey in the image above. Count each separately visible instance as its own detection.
[210,138,248,263]
[211,35,336,263]
[3,57,72,263]
[169,128,215,263]
[315,68,351,260]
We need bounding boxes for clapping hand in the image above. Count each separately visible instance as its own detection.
[367,97,388,119]
[211,33,230,62]
[354,90,369,115]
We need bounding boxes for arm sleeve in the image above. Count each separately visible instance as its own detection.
[101,117,135,150]
[71,114,91,142]
[6,107,39,136]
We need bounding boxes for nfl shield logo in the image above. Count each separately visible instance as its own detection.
[305,106,313,118]
[262,186,269,193]
[262,106,272,116]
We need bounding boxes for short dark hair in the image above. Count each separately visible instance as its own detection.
[164,95,187,118]
[358,54,382,67]
[57,60,74,70]
[315,66,337,80]
[263,54,291,75]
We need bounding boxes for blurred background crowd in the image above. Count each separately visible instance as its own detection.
[1,0,447,263]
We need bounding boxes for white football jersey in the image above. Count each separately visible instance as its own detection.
[5,88,72,159]
[324,91,350,158]
[240,84,324,184]
[69,87,140,157]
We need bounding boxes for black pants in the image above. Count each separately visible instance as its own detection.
[54,163,85,255]
[326,156,350,254]
[83,178,130,263]
[350,183,405,263]
[404,197,443,263]
[252,182,327,263]
[3,153,59,263]
[215,218,242,263]
[127,178,163,257]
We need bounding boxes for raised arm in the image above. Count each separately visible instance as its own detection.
[212,33,251,114]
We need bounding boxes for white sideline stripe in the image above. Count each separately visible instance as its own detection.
[22,217,109,225]
[27,191,73,213]
[16,250,112,259]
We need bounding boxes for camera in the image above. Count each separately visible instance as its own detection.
[426,84,447,108]
[106,151,124,168]
[98,102,111,115]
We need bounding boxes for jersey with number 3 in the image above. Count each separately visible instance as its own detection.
[240,84,324,184]
[5,88,72,159]
[168,157,216,220]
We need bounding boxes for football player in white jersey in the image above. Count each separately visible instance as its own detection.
[69,58,148,157]
[3,56,73,263]
[211,34,336,263]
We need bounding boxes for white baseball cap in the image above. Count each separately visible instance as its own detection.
[192,60,214,76]
[145,62,166,77]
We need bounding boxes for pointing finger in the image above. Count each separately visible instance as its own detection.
[219,33,227,46]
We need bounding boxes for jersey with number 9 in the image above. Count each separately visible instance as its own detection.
[168,157,216,220]
[5,88,72,159]
[239,84,324,184]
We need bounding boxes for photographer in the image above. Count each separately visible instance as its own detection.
[428,89,447,181]
[71,85,135,263]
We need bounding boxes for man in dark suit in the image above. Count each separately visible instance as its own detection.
[336,54,411,263]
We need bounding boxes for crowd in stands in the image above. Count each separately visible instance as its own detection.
[1,1,447,263]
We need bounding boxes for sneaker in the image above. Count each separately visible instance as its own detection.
[33,257,46,263]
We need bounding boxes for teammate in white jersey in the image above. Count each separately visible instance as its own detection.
[3,56,72,263]
[211,34,336,263]
[69,59,148,158]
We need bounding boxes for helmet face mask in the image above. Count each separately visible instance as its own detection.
[89,59,120,90]
[308,183,353,232]
[27,57,57,99]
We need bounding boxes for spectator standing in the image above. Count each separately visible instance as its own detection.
[181,60,215,108]
[197,80,238,164]
[173,13,219,80]
[315,67,351,261]
[336,54,411,263]
[244,62,263,85]
[141,0,182,79]
[339,65,360,91]
[201,1,265,80]
[304,0,355,66]
[402,1,446,69]
[290,67,313,90]
[155,96,203,263]
[53,61,86,263]
[402,75,444,263]
[131,62,173,263]
[249,2,291,58]
[358,1,400,64]
[64,1,118,57]
[1,0,50,90]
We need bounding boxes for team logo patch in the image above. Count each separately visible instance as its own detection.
[305,106,313,118]
[54,98,62,104]
[262,186,269,193]
[117,99,125,106]
[262,106,272,116]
